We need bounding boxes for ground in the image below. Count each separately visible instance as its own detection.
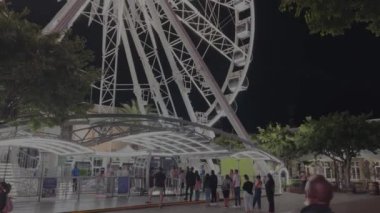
[13,192,380,212]
[110,193,380,213]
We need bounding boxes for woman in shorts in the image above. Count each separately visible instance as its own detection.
[221,174,231,207]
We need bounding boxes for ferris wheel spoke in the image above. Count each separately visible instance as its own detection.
[206,0,235,9]
[124,1,177,117]
[145,1,200,122]
[148,1,216,118]
[43,0,90,34]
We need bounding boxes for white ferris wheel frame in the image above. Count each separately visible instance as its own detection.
[43,0,255,141]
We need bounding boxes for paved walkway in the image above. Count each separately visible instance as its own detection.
[12,192,380,213]
[109,193,380,213]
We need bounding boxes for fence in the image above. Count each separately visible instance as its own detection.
[7,174,284,202]
[7,176,141,202]
[7,175,190,202]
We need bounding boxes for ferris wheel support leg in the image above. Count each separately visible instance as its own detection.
[119,29,147,114]
[98,0,122,112]
[123,0,172,117]
[159,0,250,140]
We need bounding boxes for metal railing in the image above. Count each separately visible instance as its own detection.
[7,174,285,202]
[6,175,188,201]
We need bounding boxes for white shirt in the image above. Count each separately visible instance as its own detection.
[233,174,240,187]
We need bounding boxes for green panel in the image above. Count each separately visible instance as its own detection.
[220,158,256,183]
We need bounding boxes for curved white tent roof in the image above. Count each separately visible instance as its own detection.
[0,114,282,163]
[103,131,230,158]
[0,137,95,156]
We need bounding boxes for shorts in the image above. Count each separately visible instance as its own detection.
[155,187,165,193]
[223,190,230,198]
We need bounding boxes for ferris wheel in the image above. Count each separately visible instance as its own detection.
[44,0,255,139]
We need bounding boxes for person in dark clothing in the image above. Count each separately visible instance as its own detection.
[252,175,262,210]
[265,173,275,213]
[154,167,166,207]
[242,175,253,213]
[184,167,196,201]
[300,175,333,213]
[203,173,211,202]
[209,170,218,204]
[0,182,7,212]
[0,182,10,213]
[221,174,231,207]
[71,165,80,192]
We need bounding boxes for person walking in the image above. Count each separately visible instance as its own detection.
[0,182,11,213]
[242,175,254,213]
[203,173,211,203]
[232,169,241,208]
[252,175,262,210]
[229,169,234,199]
[154,167,166,207]
[71,165,80,192]
[96,169,105,195]
[146,168,155,203]
[221,174,231,208]
[179,168,185,196]
[301,175,334,213]
[185,167,196,201]
[209,170,218,205]
[265,173,275,213]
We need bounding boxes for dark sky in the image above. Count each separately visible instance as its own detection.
[9,0,380,133]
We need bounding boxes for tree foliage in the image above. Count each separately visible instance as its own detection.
[0,6,97,127]
[280,0,380,36]
[213,136,245,151]
[120,100,155,114]
[256,123,299,165]
[296,112,380,187]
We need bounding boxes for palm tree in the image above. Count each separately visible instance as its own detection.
[120,99,156,115]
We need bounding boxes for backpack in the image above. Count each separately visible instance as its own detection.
[2,196,13,213]
[221,179,230,191]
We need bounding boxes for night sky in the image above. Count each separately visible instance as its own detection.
[9,0,380,133]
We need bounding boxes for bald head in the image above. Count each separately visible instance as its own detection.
[305,175,333,205]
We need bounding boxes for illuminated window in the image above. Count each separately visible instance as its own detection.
[351,162,361,180]
[323,162,333,179]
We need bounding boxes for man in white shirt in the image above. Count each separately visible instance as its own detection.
[232,169,241,207]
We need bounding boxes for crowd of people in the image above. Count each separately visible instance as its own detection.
[146,166,279,212]
[146,166,335,213]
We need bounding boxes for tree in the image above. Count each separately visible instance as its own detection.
[280,0,380,36]
[256,123,299,170]
[0,6,97,127]
[213,136,245,151]
[120,100,155,114]
[296,112,380,188]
